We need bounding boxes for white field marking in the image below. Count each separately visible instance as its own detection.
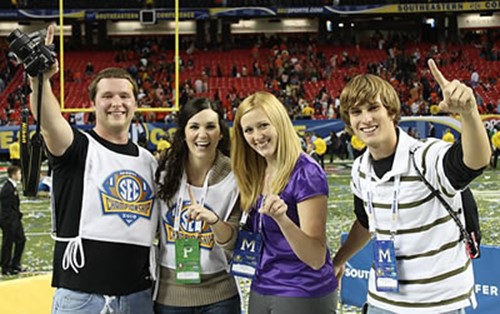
[25,232,51,236]
[470,190,500,198]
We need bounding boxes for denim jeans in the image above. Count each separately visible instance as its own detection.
[154,294,240,314]
[52,287,153,314]
[367,304,466,314]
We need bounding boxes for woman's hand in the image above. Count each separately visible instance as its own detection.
[186,185,219,226]
[259,194,288,222]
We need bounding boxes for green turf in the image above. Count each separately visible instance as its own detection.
[1,164,499,313]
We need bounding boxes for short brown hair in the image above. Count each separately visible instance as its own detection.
[339,74,401,134]
[7,165,20,178]
[88,67,138,102]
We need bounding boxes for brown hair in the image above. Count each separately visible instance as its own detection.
[7,165,20,178]
[88,67,138,102]
[339,74,401,134]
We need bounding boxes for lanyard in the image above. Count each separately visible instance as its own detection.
[173,170,211,234]
[240,195,265,233]
[366,168,400,239]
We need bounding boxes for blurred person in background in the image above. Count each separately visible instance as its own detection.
[0,165,24,276]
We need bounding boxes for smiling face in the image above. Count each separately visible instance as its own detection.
[348,95,397,159]
[240,107,278,162]
[93,78,137,135]
[184,108,221,161]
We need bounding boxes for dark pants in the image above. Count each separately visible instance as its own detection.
[0,218,26,272]
[248,290,337,314]
[154,294,240,314]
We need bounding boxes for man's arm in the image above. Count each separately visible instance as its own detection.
[460,107,491,170]
[28,25,73,156]
[428,59,491,170]
[332,219,371,285]
[0,184,16,218]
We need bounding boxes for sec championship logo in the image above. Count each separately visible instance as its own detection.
[100,170,155,226]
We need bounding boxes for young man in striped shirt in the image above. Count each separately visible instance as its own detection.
[332,59,491,313]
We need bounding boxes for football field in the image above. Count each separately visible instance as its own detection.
[0,163,499,312]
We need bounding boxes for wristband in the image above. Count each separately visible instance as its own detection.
[209,214,220,225]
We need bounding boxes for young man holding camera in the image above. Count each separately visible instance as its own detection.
[23,25,158,313]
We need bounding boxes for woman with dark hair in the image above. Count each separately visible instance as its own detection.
[154,98,241,314]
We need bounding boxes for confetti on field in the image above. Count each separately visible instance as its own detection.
[1,166,499,313]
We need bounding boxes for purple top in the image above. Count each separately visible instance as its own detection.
[248,153,337,297]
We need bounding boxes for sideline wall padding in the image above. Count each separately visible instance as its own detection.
[0,273,54,314]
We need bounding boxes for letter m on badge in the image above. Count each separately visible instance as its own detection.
[241,237,256,253]
[378,247,392,263]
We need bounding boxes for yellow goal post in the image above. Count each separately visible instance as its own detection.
[57,0,180,114]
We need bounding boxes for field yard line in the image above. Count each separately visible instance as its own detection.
[471,190,500,198]
[23,209,51,213]
[21,199,50,204]
[26,232,51,236]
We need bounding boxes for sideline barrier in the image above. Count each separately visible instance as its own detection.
[0,273,54,314]
[1,115,499,155]
[339,233,500,313]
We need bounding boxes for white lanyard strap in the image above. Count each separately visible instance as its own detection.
[390,175,401,236]
[239,195,266,233]
[366,169,401,238]
[174,170,211,234]
[240,211,249,226]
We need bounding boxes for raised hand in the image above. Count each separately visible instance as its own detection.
[42,24,59,78]
[186,185,219,226]
[258,194,288,222]
[428,58,476,115]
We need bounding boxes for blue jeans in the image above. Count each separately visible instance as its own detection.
[154,294,240,314]
[52,287,153,314]
[367,304,466,314]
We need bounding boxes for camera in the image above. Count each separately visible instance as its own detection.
[7,28,55,77]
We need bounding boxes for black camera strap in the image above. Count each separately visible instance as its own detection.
[409,147,480,259]
[20,72,44,197]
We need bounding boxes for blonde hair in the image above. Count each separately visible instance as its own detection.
[339,74,401,134]
[231,91,302,211]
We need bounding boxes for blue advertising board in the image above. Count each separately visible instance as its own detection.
[339,233,500,312]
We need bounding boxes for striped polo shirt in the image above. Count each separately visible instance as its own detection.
[351,129,477,313]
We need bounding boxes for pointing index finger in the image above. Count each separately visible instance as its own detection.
[428,58,449,88]
[45,24,54,46]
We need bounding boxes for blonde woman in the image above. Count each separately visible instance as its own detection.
[231,91,337,314]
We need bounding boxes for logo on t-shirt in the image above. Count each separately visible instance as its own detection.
[100,170,155,225]
[163,202,215,249]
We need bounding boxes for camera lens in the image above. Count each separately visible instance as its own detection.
[7,29,22,44]
[8,29,33,62]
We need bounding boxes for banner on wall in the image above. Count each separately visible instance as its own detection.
[0,115,498,156]
[339,233,500,312]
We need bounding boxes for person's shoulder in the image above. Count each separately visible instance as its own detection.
[294,153,326,176]
[210,152,232,185]
[0,180,12,193]
[138,146,156,162]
